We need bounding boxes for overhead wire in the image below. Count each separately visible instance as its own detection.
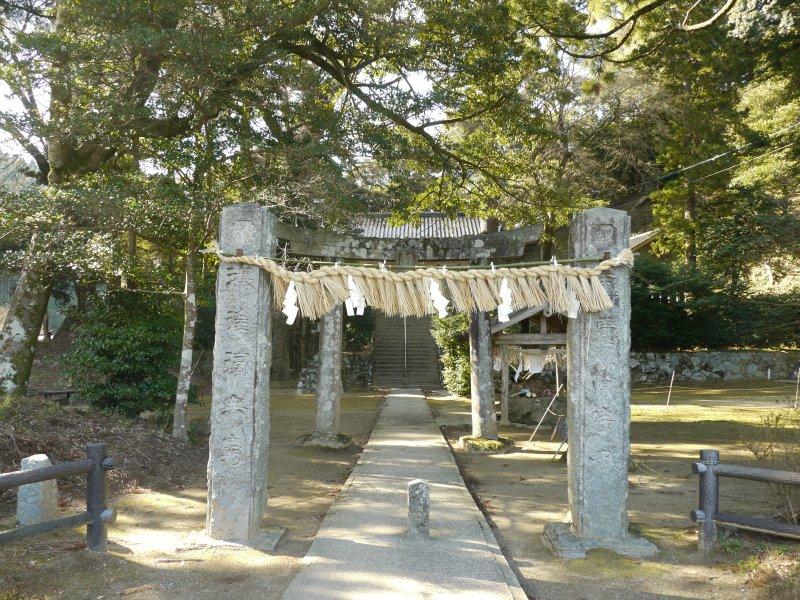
[658,121,800,182]
[612,121,800,210]
[688,142,795,184]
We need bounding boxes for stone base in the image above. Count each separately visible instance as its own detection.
[177,526,285,553]
[457,435,515,454]
[542,522,659,559]
[295,432,353,450]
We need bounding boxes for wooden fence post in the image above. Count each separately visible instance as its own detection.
[85,442,108,552]
[693,449,720,553]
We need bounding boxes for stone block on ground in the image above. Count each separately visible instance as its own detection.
[179,526,284,553]
[17,454,58,526]
[457,435,515,454]
[542,522,659,560]
[295,432,353,450]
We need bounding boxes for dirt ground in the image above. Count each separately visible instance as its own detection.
[431,381,800,600]
[1,387,383,600]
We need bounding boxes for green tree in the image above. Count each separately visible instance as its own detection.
[0,0,759,402]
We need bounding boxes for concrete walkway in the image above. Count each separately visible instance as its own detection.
[282,389,526,600]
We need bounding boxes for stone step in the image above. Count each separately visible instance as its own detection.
[372,363,439,369]
[373,362,439,368]
[372,377,442,390]
[372,315,440,387]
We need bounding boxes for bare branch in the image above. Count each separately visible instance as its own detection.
[0,0,52,20]
[524,0,670,40]
[678,0,738,30]
[0,113,48,181]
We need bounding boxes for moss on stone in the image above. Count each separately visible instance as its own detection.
[295,432,354,450]
[457,435,515,454]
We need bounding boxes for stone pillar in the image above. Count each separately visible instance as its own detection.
[469,310,496,439]
[543,207,657,558]
[206,203,276,545]
[460,310,512,453]
[296,304,352,449]
[17,454,58,526]
[499,346,510,425]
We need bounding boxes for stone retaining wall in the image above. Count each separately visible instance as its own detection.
[296,352,373,393]
[630,350,800,383]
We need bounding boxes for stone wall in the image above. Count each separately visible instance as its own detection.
[630,350,800,383]
[508,393,566,428]
[296,352,373,393]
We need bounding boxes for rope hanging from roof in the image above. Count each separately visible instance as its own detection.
[205,243,634,322]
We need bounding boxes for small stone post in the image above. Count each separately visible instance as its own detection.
[407,479,430,539]
[16,454,58,526]
[296,304,352,449]
[469,310,497,440]
[544,207,657,558]
[206,203,276,545]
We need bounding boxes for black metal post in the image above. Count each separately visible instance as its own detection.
[85,442,108,552]
[692,449,720,552]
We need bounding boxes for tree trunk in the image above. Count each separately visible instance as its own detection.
[121,231,137,289]
[52,280,93,343]
[41,311,51,342]
[0,265,53,395]
[173,245,197,441]
[685,188,697,272]
[270,312,293,380]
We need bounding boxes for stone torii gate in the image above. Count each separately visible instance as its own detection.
[205,202,656,559]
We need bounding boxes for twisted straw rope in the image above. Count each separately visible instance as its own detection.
[207,243,634,284]
[206,243,634,319]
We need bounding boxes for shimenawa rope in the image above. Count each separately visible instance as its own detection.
[204,243,634,321]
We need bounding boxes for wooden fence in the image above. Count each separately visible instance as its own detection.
[0,442,115,552]
[691,449,800,552]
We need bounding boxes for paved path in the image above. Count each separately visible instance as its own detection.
[282,389,526,600]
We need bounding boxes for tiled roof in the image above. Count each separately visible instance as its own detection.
[351,213,659,248]
[351,213,487,239]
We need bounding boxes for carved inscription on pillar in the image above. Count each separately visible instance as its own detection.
[565,208,632,543]
[207,203,276,544]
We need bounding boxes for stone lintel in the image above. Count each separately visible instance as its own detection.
[275,222,542,262]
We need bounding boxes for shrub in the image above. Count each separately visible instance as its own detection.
[430,313,471,396]
[631,254,800,350]
[63,291,186,416]
[344,306,375,351]
[743,406,800,524]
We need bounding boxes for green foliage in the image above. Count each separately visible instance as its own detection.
[632,254,800,350]
[744,406,800,524]
[344,307,375,351]
[63,292,188,416]
[430,314,471,396]
[720,537,745,556]
[631,255,698,350]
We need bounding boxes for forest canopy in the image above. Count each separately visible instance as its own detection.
[0,0,798,419]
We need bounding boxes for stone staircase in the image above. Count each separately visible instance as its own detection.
[371,314,441,389]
